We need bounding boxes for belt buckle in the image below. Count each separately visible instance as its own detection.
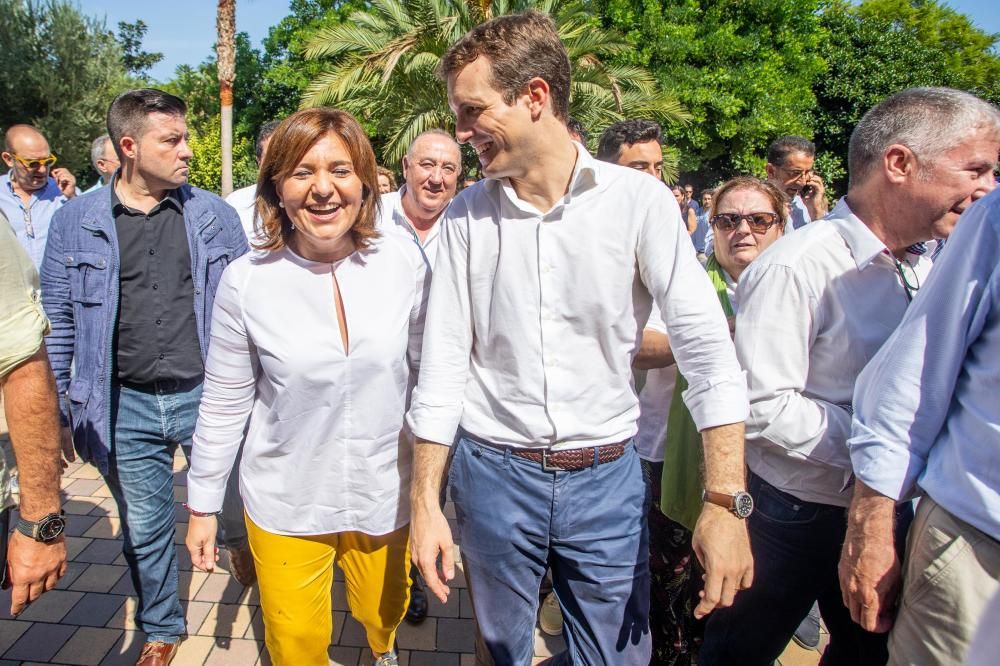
[541,449,558,472]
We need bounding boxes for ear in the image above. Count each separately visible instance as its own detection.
[884,144,916,184]
[1,152,12,167]
[524,77,551,120]
[765,163,777,181]
[119,136,138,161]
[401,154,411,179]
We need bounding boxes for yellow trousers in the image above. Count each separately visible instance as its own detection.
[246,515,410,665]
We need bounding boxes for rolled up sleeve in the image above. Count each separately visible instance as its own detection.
[0,219,49,380]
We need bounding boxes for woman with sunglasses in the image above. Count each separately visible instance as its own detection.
[641,176,787,665]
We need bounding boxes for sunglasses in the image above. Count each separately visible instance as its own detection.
[710,212,780,234]
[11,153,57,170]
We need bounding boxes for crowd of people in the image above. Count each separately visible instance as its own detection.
[1,8,999,666]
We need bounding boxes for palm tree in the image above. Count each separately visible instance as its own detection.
[301,0,689,178]
[217,0,236,196]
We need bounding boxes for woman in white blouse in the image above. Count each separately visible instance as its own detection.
[184,108,428,666]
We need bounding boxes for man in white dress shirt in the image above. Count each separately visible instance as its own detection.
[406,12,752,665]
[378,129,461,270]
[83,135,120,193]
[699,87,1000,666]
[224,120,281,243]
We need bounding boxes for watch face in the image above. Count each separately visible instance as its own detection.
[733,492,754,519]
[38,515,66,541]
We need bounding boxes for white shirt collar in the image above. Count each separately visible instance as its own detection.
[490,142,600,217]
[828,197,890,271]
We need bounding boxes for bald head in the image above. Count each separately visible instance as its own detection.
[3,124,54,193]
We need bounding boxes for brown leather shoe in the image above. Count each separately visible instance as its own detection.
[135,640,178,666]
[228,543,257,586]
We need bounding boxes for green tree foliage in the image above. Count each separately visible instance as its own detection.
[597,0,827,183]
[812,0,1000,192]
[117,20,164,79]
[187,117,258,192]
[300,0,689,176]
[0,0,133,178]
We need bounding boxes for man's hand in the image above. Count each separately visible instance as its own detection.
[60,426,76,468]
[6,530,67,616]
[410,499,455,603]
[50,168,76,199]
[185,514,220,573]
[410,440,454,603]
[800,173,827,220]
[839,482,900,632]
[692,503,753,619]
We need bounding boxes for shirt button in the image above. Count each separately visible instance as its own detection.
[156,319,162,325]
[152,283,158,290]
[158,353,165,360]
[149,248,155,255]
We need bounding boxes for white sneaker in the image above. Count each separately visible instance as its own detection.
[539,591,564,636]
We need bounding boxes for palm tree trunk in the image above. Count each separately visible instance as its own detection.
[217,0,236,196]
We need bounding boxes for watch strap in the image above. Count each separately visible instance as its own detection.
[702,490,737,511]
[16,511,66,542]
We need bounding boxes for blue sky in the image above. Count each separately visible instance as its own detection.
[76,0,999,83]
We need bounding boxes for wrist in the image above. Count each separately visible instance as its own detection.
[183,503,219,518]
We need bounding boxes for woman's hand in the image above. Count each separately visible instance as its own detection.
[185,514,220,572]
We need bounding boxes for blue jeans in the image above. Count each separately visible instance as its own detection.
[699,473,912,666]
[104,379,202,643]
[450,435,651,665]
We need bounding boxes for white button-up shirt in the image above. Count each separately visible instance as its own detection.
[187,238,429,536]
[736,198,933,507]
[224,184,264,245]
[377,187,443,271]
[850,190,1000,540]
[406,145,748,450]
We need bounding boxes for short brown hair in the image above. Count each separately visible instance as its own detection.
[439,11,570,122]
[255,108,380,252]
[376,166,397,190]
[710,176,790,229]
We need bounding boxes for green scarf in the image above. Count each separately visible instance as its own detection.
[659,255,734,532]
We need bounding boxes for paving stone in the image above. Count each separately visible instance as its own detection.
[436,618,476,653]
[0,619,31,655]
[100,630,145,665]
[91,484,114,498]
[458,589,475,619]
[410,650,459,666]
[328,645,362,666]
[173,486,188,502]
[15,589,84,623]
[82,516,121,539]
[196,602,254,638]
[4,622,77,661]
[179,569,209,600]
[89,497,119,517]
[182,600,214,637]
[62,498,105,516]
[331,610,346,644]
[109,571,137,596]
[204,637,261,665]
[65,535,94,560]
[70,463,103,481]
[332,580,350,612]
[338,614,369,648]
[68,564,128,593]
[55,561,91,590]
[396,617,436,651]
[428,587,460,618]
[105,596,137,630]
[62,592,126,627]
[76,538,124,564]
[64,514,100,537]
[52,626,123,665]
[195,573,249,604]
[174,635,215,663]
[461,655,475,666]
[63,479,105,496]
[243,606,265,641]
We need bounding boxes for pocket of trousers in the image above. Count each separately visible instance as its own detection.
[902,514,979,609]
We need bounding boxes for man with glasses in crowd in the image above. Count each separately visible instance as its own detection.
[1,125,77,269]
[699,87,1000,665]
[766,135,827,228]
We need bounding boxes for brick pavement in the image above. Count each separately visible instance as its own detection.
[0,398,822,665]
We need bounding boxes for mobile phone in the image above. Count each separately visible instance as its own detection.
[800,184,815,198]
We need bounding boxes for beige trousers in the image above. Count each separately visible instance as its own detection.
[889,496,1000,666]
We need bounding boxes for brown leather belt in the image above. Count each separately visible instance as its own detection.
[487,441,629,471]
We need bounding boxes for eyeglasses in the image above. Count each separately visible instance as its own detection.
[11,153,57,170]
[894,258,921,303]
[710,212,780,234]
[779,167,813,181]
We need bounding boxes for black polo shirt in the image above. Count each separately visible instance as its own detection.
[112,186,204,384]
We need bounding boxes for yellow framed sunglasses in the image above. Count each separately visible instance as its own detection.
[11,153,57,169]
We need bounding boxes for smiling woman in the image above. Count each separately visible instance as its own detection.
[184,108,428,666]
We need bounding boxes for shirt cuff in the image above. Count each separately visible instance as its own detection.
[849,420,923,501]
[185,473,228,514]
[405,403,460,447]
[681,371,749,432]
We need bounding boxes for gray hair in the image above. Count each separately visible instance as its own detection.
[90,134,112,170]
[406,129,458,159]
[848,87,1000,187]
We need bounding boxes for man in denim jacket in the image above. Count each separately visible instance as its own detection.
[40,89,247,666]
